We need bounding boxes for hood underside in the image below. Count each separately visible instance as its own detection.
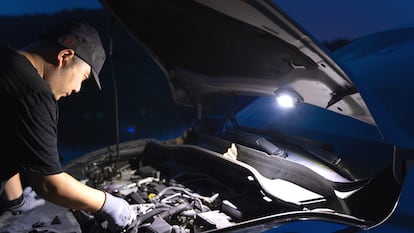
[100,0,375,125]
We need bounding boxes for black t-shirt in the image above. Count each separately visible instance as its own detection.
[0,46,63,183]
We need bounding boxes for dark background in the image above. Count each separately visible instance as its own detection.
[0,8,351,164]
[3,1,410,164]
[0,9,196,163]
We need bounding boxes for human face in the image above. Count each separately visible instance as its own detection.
[45,51,91,100]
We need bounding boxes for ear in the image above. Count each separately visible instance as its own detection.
[56,49,75,67]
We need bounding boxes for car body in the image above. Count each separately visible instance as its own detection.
[1,0,414,232]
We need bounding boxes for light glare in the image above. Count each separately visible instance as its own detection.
[276,94,295,108]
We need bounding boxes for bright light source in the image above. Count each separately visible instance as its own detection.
[274,89,303,108]
[276,94,295,108]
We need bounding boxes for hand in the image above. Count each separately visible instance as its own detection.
[9,186,46,213]
[98,192,136,232]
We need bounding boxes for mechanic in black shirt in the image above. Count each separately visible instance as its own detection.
[0,19,135,231]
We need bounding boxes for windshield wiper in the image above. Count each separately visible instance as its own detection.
[226,127,286,157]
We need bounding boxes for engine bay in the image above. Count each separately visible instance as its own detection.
[74,140,301,232]
[66,139,373,233]
[0,138,400,233]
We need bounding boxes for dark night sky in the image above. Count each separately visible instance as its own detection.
[0,0,102,15]
[272,0,414,41]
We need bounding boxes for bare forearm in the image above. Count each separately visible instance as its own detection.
[1,173,23,201]
[28,172,105,212]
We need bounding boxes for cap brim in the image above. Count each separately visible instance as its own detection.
[91,68,101,90]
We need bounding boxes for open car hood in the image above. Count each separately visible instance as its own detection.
[4,3,413,232]
[100,0,375,125]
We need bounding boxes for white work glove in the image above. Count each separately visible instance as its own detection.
[8,186,46,213]
[98,192,136,232]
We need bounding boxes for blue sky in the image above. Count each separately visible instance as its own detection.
[0,0,102,16]
[0,1,414,42]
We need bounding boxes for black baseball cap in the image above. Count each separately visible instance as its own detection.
[38,19,106,89]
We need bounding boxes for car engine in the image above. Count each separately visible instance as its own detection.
[68,139,302,233]
[1,139,382,233]
[77,162,237,233]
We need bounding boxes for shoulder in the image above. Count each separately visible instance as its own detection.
[0,47,52,99]
[19,90,58,117]
[0,46,20,62]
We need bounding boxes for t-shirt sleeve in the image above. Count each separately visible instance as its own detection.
[16,91,63,175]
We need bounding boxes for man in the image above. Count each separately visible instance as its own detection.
[0,19,135,231]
